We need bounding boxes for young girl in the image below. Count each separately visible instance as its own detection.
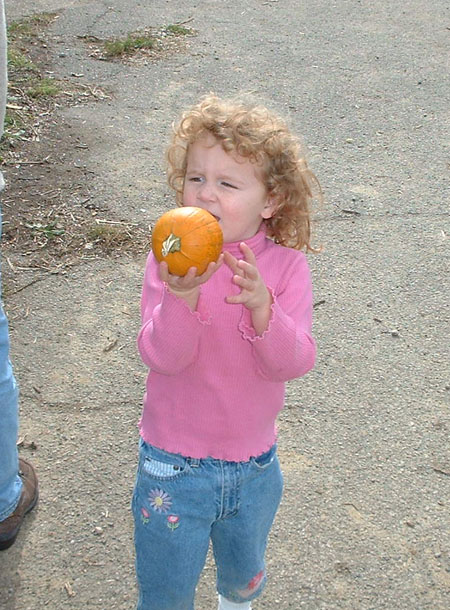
[132,94,320,610]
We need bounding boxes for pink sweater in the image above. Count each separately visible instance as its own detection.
[137,228,316,461]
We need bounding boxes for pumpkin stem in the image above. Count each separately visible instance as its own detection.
[161,233,181,257]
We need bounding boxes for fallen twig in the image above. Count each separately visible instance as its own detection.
[7,277,44,295]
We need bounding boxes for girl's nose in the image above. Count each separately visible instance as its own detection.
[198,182,216,202]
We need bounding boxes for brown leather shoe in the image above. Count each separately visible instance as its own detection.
[0,458,39,551]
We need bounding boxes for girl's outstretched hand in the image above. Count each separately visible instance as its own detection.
[224,243,273,335]
[159,254,224,310]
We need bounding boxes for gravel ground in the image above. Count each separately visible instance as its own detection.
[1,1,449,609]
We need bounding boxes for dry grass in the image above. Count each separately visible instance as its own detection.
[1,14,194,288]
[80,22,196,63]
[1,12,149,291]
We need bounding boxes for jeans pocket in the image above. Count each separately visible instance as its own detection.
[250,444,277,471]
[143,457,186,479]
[139,442,188,481]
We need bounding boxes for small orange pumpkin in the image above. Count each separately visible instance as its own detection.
[151,207,223,276]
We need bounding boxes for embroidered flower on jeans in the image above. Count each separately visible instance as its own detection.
[149,488,172,513]
[141,507,150,525]
[166,515,180,531]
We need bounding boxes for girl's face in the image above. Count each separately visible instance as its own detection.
[182,133,276,243]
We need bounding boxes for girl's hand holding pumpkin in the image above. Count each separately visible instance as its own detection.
[224,243,273,335]
[160,255,224,311]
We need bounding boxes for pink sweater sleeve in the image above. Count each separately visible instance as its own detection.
[238,253,316,381]
[137,254,211,374]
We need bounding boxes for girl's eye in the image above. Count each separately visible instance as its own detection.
[188,176,203,183]
[222,181,237,189]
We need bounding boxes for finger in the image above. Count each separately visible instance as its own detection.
[236,259,258,280]
[184,267,198,282]
[159,261,170,282]
[199,261,218,283]
[224,251,245,277]
[226,293,246,305]
[232,273,254,291]
[197,256,223,282]
[169,267,196,290]
[223,251,240,268]
[208,254,224,274]
[239,242,257,265]
[223,251,239,272]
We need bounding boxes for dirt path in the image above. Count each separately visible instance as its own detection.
[1,1,449,609]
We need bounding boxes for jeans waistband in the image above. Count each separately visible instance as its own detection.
[140,438,276,468]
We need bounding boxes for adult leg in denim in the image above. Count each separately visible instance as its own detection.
[0,206,22,522]
[211,455,283,604]
[132,454,216,609]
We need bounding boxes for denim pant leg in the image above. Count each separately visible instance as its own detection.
[211,446,284,604]
[132,441,215,610]
[0,206,22,522]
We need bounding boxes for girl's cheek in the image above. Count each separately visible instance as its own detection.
[182,188,192,205]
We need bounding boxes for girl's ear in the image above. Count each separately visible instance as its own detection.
[261,195,278,220]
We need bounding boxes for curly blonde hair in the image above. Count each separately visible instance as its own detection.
[167,93,321,251]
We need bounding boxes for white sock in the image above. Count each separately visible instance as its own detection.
[218,594,252,610]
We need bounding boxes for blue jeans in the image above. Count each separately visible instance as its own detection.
[132,440,283,610]
[0,204,22,522]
